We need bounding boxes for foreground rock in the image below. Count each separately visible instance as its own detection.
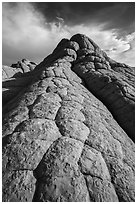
[2,34,135,202]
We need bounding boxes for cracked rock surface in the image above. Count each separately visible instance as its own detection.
[2,34,135,202]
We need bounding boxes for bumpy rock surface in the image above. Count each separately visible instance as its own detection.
[2,34,135,202]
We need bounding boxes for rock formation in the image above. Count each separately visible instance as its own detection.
[2,59,37,105]
[3,59,37,80]
[2,34,135,202]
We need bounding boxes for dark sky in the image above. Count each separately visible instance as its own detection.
[32,2,135,35]
[2,2,135,66]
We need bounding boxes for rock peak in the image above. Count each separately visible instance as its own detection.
[71,33,99,49]
[2,33,135,202]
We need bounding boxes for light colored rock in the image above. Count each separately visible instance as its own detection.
[2,34,135,202]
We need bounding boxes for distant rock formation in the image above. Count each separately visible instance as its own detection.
[2,34,135,202]
[3,59,37,80]
[2,59,37,105]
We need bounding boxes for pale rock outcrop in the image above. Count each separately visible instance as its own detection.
[3,59,37,80]
[2,59,37,105]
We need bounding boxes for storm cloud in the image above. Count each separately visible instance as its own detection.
[2,2,135,66]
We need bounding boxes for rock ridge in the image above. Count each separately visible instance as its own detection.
[2,33,135,202]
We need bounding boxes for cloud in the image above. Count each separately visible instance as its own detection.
[92,2,135,35]
[67,25,135,66]
[111,33,135,66]
[32,2,135,36]
[2,2,71,65]
[2,2,135,67]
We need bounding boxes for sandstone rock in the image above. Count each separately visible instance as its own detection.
[11,59,37,73]
[2,34,135,202]
[71,34,135,141]
[2,65,22,80]
[2,59,37,106]
[3,170,36,202]
[3,59,37,80]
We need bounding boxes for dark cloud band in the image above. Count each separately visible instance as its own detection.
[31,2,135,35]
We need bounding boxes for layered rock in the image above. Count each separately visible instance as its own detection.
[2,34,135,202]
[71,34,135,141]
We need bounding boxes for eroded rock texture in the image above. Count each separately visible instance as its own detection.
[2,34,135,202]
